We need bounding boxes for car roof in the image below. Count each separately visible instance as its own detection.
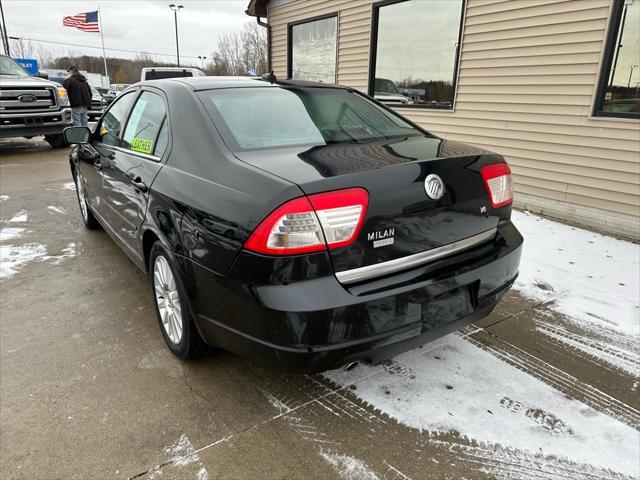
[139,75,350,91]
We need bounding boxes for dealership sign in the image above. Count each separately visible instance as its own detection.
[15,58,39,76]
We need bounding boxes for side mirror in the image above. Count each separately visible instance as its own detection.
[64,126,91,144]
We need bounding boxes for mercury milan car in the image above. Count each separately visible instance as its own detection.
[64,76,523,372]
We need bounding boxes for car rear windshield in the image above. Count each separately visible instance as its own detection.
[145,70,194,80]
[198,87,422,150]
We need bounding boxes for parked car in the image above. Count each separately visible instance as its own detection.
[88,85,107,121]
[103,83,130,105]
[374,77,413,106]
[0,54,72,147]
[64,76,523,372]
[140,67,206,81]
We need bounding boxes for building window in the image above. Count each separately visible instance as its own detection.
[288,14,337,84]
[369,0,464,109]
[594,0,640,118]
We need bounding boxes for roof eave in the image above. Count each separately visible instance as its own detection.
[245,0,268,17]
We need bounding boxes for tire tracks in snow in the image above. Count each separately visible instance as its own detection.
[464,328,640,430]
[535,318,639,378]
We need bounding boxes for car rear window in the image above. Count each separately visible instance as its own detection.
[198,87,421,151]
[145,70,194,80]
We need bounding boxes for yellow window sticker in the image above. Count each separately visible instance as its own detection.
[131,137,153,154]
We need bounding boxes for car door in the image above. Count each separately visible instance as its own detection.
[86,90,137,220]
[100,89,169,261]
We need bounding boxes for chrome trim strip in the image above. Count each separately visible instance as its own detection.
[113,146,161,162]
[335,228,497,284]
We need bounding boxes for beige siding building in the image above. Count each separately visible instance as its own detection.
[247,0,640,239]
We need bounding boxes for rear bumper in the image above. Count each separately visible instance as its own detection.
[187,221,523,372]
[0,108,73,138]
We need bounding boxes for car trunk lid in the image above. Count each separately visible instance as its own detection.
[235,135,504,281]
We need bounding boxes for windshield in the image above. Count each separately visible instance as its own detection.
[199,87,421,150]
[374,78,399,95]
[0,56,29,77]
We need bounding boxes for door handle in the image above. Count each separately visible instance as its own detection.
[130,177,148,193]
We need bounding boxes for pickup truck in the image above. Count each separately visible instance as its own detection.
[0,54,73,148]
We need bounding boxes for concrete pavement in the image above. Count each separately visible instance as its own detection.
[1,137,638,480]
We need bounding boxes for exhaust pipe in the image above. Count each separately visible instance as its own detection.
[343,361,360,371]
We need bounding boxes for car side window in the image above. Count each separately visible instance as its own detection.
[121,91,167,156]
[99,91,136,146]
[154,120,169,157]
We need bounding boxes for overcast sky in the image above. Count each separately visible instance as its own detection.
[3,0,251,65]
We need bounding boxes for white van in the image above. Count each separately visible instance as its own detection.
[140,67,206,82]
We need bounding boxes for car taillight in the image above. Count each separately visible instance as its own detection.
[481,163,513,208]
[244,188,368,255]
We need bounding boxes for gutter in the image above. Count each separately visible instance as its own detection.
[256,16,271,73]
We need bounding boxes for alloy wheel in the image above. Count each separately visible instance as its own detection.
[75,174,89,223]
[153,255,183,344]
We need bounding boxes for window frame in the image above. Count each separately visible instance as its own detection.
[115,86,172,162]
[593,0,639,120]
[94,88,139,147]
[367,0,467,110]
[287,12,339,83]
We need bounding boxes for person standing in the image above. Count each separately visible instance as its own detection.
[62,66,92,127]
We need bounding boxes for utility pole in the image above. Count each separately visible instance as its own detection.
[169,4,183,67]
[628,65,638,88]
[98,6,109,86]
[0,0,10,56]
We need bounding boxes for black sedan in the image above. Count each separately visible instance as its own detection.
[64,76,523,372]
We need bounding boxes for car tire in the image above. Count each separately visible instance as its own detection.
[149,242,206,359]
[73,169,101,230]
[44,134,68,148]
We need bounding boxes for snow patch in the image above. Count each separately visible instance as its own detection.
[325,334,640,478]
[0,227,26,242]
[511,210,639,337]
[196,466,208,480]
[8,210,28,223]
[164,434,199,467]
[261,390,292,414]
[0,195,9,202]
[43,243,76,265]
[0,242,77,279]
[537,321,639,377]
[62,182,76,191]
[0,243,47,279]
[147,434,209,480]
[47,206,67,215]
[320,449,380,480]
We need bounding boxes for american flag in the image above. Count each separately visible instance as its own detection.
[63,11,100,32]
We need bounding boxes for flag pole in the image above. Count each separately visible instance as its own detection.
[98,5,109,86]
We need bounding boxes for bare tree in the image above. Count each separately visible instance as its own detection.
[9,37,35,58]
[210,22,267,76]
[242,22,268,75]
[212,31,244,75]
